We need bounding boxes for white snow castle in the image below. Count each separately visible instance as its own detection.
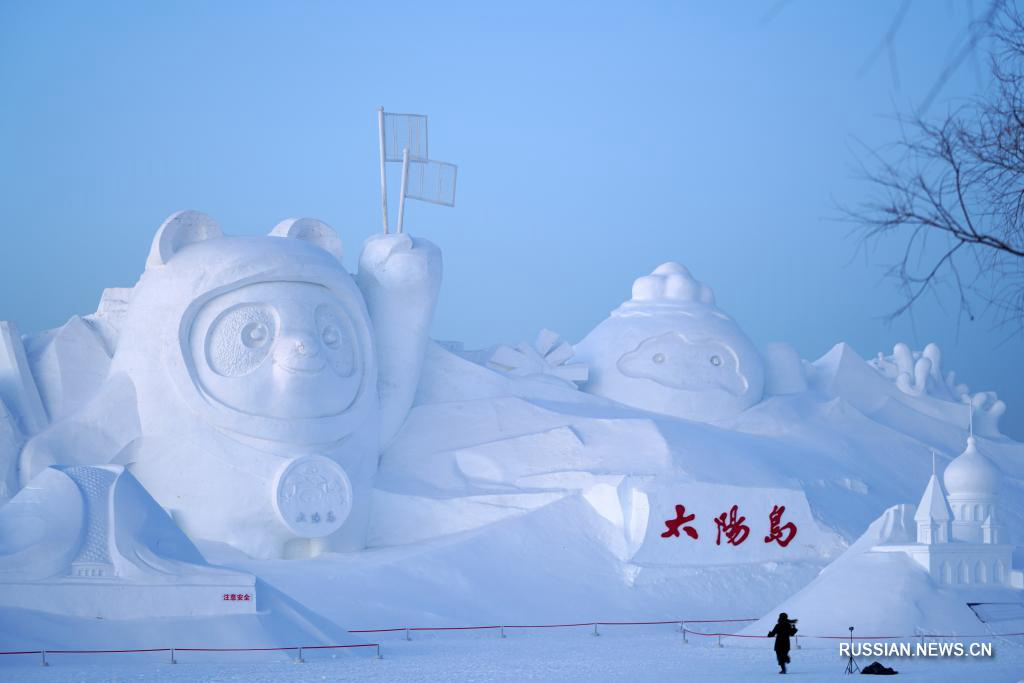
[877,436,1021,588]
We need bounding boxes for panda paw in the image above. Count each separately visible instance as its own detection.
[358,232,442,292]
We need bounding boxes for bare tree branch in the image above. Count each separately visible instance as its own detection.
[841,4,1024,334]
[919,0,1005,114]
[858,0,912,92]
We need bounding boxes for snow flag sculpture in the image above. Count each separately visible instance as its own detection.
[377,108,458,233]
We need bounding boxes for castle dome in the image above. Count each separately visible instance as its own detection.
[943,436,999,498]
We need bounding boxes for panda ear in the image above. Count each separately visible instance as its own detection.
[146,211,222,268]
[269,218,344,262]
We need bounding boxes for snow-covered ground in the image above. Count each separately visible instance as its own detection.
[3,628,1023,682]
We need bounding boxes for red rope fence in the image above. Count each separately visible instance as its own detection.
[351,618,761,641]
[0,643,382,666]
[3,617,1022,667]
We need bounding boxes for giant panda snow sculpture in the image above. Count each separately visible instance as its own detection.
[574,262,764,422]
[11,211,441,559]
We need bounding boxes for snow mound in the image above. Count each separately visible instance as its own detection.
[746,505,1024,639]
[574,263,765,422]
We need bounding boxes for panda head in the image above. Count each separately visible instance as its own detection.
[118,211,377,445]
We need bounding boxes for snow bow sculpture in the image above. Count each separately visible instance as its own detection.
[11,211,441,559]
[486,329,589,387]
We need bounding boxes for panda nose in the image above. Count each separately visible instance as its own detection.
[291,333,318,356]
[273,331,328,375]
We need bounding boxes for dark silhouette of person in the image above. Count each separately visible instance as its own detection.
[767,612,798,674]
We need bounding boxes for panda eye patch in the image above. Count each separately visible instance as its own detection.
[315,305,355,377]
[321,324,341,348]
[206,304,276,377]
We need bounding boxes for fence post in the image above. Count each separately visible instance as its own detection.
[678,620,684,633]
[717,635,723,648]
[376,644,383,660]
[170,647,177,664]
[296,646,305,664]
[405,627,411,641]
[40,649,48,667]
[500,625,506,639]
[682,627,688,644]
[592,623,600,637]
[795,634,801,650]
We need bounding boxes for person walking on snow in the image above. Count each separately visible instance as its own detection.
[767,612,798,674]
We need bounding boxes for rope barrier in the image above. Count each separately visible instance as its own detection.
[682,619,762,624]
[410,625,502,632]
[3,617,1021,666]
[174,647,300,652]
[0,642,383,667]
[503,622,597,629]
[47,647,170,654]
[360,618,758,633]
[596,620,681,626]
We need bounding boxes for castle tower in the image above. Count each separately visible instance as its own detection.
[943,437,999,544]
[914,455,952,545]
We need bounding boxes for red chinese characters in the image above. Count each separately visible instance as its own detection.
[713,504,750,546]
[662,502,796,549]
[222,593,252,601]
[763,504,797,547]
[661,504,699,540]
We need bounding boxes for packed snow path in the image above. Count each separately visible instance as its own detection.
[3,628,1022,682]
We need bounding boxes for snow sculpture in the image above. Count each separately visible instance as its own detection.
[574,262,764,422]
[0,321,48,502]
[0,400,19,500]
[914,464,952,545]
[943,436,1001,544]
[13,211,441,559]
[872,437,1018,588]
[0,322,49,435]
[486,329,588,387]
[814,341,1006,436]
[0,464,256,618]
[870,342,1006,432]
[25,316,113,422]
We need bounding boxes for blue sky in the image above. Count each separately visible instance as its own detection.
[1,1,1020,438]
